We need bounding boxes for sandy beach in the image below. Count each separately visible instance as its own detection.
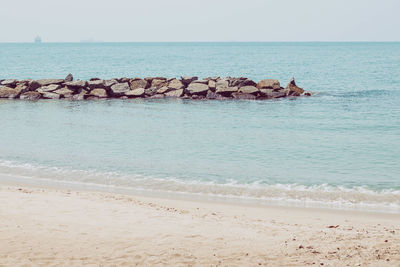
[0,183,399,266]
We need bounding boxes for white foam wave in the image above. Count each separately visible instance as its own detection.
[0,159,399,213]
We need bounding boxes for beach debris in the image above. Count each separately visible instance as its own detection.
[327,225,339,228]
[0,76,311,100]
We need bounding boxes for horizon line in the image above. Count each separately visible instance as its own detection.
[1,41,400,44]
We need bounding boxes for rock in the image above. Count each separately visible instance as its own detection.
[192,80,208,84]
[151,78,167,89]
[71,90,88,100]
[257,79,281,90]
[129,79,148,90]
[157,86,171,94]
[144,87,158,96]
[145,76,166,82]
[90,78,100,81]
[19,91,41,100]
[54,87,74,98]
[36,79,64,86]
[238,86,259,95]
[150,94,165,99]
[228,77,247,87]
[181,76,198,85]
[27,80,41,91]
[208,80,216,90]
[104,79,118,89]
[14,84,29,94]
[165,89,184,98]
[167,79,184,90]
[232,92,256,100]
[37,84,61,92]
[260,88,287,98]
[110,82,130,96]
[206,90,226,100]
[88,79,105,89]
[1,79,17,87]
[216,86,238,96]
[216,79,229,89]
[41,92,60,99]
[0,87,21,98]
[125,88,145,97]
[65,80,88,88]
[119,77,130,83]
[238,79,257,87]
[304,91,313,96]
[65,73,73,82]
[187,83,209,95]
[285,77,304,96]
[89,88,108,98]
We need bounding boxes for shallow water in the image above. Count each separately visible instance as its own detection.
[1,42,400,212]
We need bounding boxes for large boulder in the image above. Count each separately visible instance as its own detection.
[208,80,216,90]
[110,82,130,96]
[129,79,148,90]
[285,77,304,96]
[104,79,118,89]
[125,88,145,97]
[238,86,259,95]
[257,79,281,90]
[238,79,257,87]
[167,79,184,90]
[181,76,198,85]
[216,86,238,96]
[192,80,208,84]
[144,87,158,96]
[89,88,108,98]
[216,79,229,89]
[14,84,29,94]
[41,92,60,99]
[71,90,88,100]
[36,79,64,86]
[27,80,41,91]
[157,86,171,94]
[0,87,21,98]
[260,88,287,98]
[37,84,61,92]
[206,90,226,100]
[187,83,209,95]
[0,79,17,87]
[151,78,167,89]
[165,89,184,98]
[65,80,88,88]
[232,92,256,100]
[228,77,247,87]
[88,79,105,89]
[19,91,41,100]
[65,73,73,82]
[54,87,74,98]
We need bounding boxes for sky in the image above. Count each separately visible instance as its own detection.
[1,0,399,42]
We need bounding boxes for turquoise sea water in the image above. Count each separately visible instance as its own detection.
[1,42,400,212]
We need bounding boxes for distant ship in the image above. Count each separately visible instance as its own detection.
[34,36,42,43]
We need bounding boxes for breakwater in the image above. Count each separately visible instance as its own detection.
[0,74,310,100]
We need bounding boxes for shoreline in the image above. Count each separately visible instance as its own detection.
[2,172,400,215]
[1,181,399,266]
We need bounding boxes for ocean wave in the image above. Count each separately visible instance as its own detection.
[0,159,399,213]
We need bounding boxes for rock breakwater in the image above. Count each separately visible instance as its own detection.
[0,74,311,100]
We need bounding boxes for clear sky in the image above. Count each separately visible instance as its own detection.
[1,0,399,42]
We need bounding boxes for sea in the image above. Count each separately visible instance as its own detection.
[0,42,399,213]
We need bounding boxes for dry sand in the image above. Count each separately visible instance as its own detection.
[0,184,399,266]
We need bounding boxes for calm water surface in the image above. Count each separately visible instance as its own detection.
[0,43,399,212]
